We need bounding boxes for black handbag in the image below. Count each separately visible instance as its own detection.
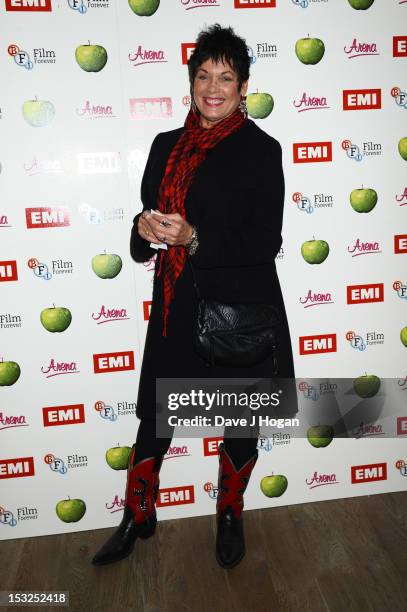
[188,259,280,369]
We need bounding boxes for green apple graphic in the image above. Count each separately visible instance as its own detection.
[260,474,288,498]
[307,425,334,448]
[349,187,377,213]
[347,0,375,9]
[0,360,21,386]
[400,326,407,347]
[22,97,55,127]
[75,42,108,72]
[295,37,325,65]
[56,498,86,523]
[40,306,72,333]
[128,0,159,15]
[398,137,407,161]
[353,374,381,398]
[105,445,132,470]
[301,239,329,264]
[91,252,122,279]
[246,92,274,119]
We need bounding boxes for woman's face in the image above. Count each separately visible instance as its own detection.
[193,57,248,129]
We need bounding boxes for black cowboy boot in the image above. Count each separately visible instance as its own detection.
[91,445,163,566]
[215,442,258,569]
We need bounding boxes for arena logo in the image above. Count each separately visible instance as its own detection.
[343,88,381,111]
[41,359,80,379]
[92,306,130,324]
[44,451,88,474]
[142,255,156,274]
[345,329,384,351]
[397,417,407,435]
[234,0,276,8]
[164,445,190,460]
[247,42,278,62]
[293,141,332,164]
[0,411,28,431]
[68,0,111,14]
[0,457,35,480]
[5,0,51,11]
[391,86,407,110]
[27,257,73,280]
[293,92,329,113]
[77,151,121,174]
[393,280,407,300]
[129,97,172,120]
[181,43,196,64]
[0,313,22,329]
[43,404,85,427]
[0,260,18,282]
[8,42,56,70]
[394,234,407,254]
[344,37,379,59]
[106,495,125,514]
[298,380,337,401]
[128,45,167,68]
[352,422,384,438]
[143,301,152,321]
[156,485,195,507]
[79,203,124,224]
[393,35,407,57]
[25,206,70,229]
[346,283,384,304]
[0,215,11,228]
[0,506,38,528]
[395,459,407,477]
[342,138,382,162]
[93,350,135,374]
[76,100,116,119]
[395,187,407,207]
[94,399,137,421]
[293,191,333,213]
[299,333,337,355]
[300,289,334,308]
[305,471,339,490]
[180,0,222,9]
[347,238,381,257]
[24,157,63,176]
[351,462,387,484]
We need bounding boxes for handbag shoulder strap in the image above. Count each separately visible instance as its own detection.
[187,256,201,300]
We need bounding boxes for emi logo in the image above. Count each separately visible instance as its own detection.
[0,457,35,479]
[343,89,381,111]
[293,142,332,164]
[393,36,407,57]
[397,417,407,436]
[351,462,387,484]
[234,0,276,7]
[181,43,196,65]
[25,207,70,229]
[43,404,85,427]
[5,0,52,10]
[93,351,135,373]
[299,333,337,355]
[156,485,195,507]
[347,283,384,304]
[0,260,18,282]
[394,234,407,254]
[203,437,223,456]
[143,301,152,321]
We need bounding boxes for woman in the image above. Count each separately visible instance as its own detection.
[92,24,296,570]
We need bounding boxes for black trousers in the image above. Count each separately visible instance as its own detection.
[134,418,259,471]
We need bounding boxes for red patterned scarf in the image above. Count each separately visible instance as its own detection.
[155,106,247,336]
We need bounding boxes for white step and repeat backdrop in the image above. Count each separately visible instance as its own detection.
[1,0,406,540]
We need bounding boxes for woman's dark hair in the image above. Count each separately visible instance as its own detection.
[188,24,250,91]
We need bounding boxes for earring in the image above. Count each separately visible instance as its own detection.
[190,97,197,113]
[239,95,248,118]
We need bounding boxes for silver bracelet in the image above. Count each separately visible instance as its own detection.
[186,226,199,256]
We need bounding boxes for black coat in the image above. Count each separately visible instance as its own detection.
[130,119,296,421]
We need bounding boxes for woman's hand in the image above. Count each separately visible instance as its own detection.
[140,211,193,247]
[137,211,162,245]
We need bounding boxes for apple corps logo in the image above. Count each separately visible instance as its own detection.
[343,88,381,111]
[346,283,384,304]
[203,436,223,456]
[293,142,332,164]
[299,333,337,355]
[393,36,407,58]
[156,485,195,507]
[181,43,196,65]
[43,404,85,427]
[234,0,276,8]
[351,462,387,484]
[0,260,18,282]
[25,207,69,229]
[394,234,407,254]
[5,0,51,10]
[0,457,35,479]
